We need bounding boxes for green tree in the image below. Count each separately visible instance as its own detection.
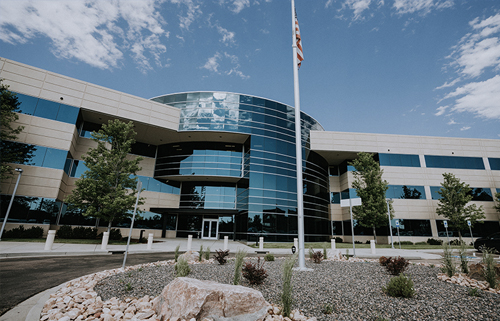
[349,152,393,243]
[65,119,144,231]
[0,81,36,183]
[436,173,485,240]
[494,191,500,225]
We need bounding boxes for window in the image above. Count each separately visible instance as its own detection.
[424,155,484,170]
[12,142,67,170]
[391,219,432,236]
[14,92,79,124]
[378,153,420,167]
[331,192,340,204]
[431,186,493,201]
[386,185,426,199]
[0,195,61,224]
[489,158,500,170]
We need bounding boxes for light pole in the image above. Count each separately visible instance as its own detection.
[386,198,394,249]
[0,168,23,240]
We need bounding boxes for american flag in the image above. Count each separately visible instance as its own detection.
[295,11,304,68]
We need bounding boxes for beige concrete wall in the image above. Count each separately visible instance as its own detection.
[0,58,181,131]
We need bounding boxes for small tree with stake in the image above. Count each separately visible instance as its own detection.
[436,173,485,241]
[349,152,393,243]
[65,119,144,232]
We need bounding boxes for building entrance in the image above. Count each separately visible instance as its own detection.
[202,218,218,239]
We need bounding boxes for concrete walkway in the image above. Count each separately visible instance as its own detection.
[0,238,455,321]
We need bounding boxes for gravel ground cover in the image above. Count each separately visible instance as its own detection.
[94,258,500,321]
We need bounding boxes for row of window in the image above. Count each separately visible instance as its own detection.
[14,92,79,125]
[331,186,496,203]
[330,154,500,173]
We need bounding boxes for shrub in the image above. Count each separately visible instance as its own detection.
[242,257,268,285]
[281,254,297,318]
[174,244,180,262]
[427,238,443,245]
[72,226,98,239]
[415,242,427,245]
[385,257,409,275]
[214,249,230,265]
[175,257,191,277]
[199,245,204,261]
[468,288,481,297]
[264,253,275,261]
[308,247,314,259]
[382,274,415,298]
[441,242,456,277]
[56,225,73,239]
[322,303,334,314]
[312,250,323,264]
[394,241,413,246]
[204,246,210,260]
[233,249,247,285]
[379,256,390,267]
[4,225,44,238]
[334,237,343,243]
[483,249,498,289]
[354,240,362,244]
[322,243,328,260]
[109,228,122,240]
[450,239,465,246]
[345,249,350,260]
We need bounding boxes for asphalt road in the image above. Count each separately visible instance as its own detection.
[0,253,175,316]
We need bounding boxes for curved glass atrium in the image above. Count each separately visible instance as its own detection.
[151,92,330,241]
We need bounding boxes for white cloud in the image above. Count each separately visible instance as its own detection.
[201,52,249,79]
[393,0,454,16]
[170,0,202,30]
[434,106,448,116]
[0,0,167,72]
[216,25,236,46]
[460,126,471,131]
[443,75,500,120]
[342,0,373,20]
[438,13,500,121]
[447,119,456,125]
[220,0,250,14]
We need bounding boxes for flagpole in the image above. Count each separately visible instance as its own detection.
[291,0,307,270]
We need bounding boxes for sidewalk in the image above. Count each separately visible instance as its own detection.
[0,239,451,321]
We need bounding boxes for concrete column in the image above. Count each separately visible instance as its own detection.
[370,240,376,254]
[187,235,193,252]
[101,232,109,250]
[223,236,228,251]
[331,239,336,250]
[44,230,55,251]
[259,237,264,251]
[147,233,154,250]
[294,238,298,250]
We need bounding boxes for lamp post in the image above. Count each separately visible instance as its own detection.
[0,168,23,240]
[386,199,394,249]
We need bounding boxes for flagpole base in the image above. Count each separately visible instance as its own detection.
[293,267,314,272]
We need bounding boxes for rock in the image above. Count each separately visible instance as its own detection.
[468,263,486,281]
[178,251,199,263]
[153,277,269,321]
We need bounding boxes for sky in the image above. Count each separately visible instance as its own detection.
[0,0,499,139]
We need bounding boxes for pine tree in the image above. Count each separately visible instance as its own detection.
[436,173,485,240]
[65,119,144,231]
[349,152,393,243]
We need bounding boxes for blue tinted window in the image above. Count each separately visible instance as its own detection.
[14,92,38,115]
[56,104,79,124]
[30,146,47,166]
[489,158,500,170]
[34,99,60,120]
[331,192,340,204]
[379,153,420,167]
[469,188,493,201]
[386,185,426,199]
[72,160,88,178]
[425,155,484,170]
[42,148,68,169]
[430,186,442,200]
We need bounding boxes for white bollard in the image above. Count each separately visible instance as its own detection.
[147,233,154,250]
[44,230,55,251]
[101,231,109,250]
[331,239,336,250]
[370,240,376,254]
[187,234,193,252]
[259,237,264,251]
[224,236,229,251]
[294,238,298,250]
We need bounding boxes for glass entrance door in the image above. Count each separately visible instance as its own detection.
[202,219,218,239]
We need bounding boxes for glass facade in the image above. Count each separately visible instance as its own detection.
[152,92,329,241]
[379,153,420,167]
[436,220,500,237]
[386,185,426,199]
[431,186,493,201]
[489,158,500,170]
[14,92,79,125]
[0,195,61,224]
[424,155,485,170]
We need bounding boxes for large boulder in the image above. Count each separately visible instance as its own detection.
[153,277,269,321]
